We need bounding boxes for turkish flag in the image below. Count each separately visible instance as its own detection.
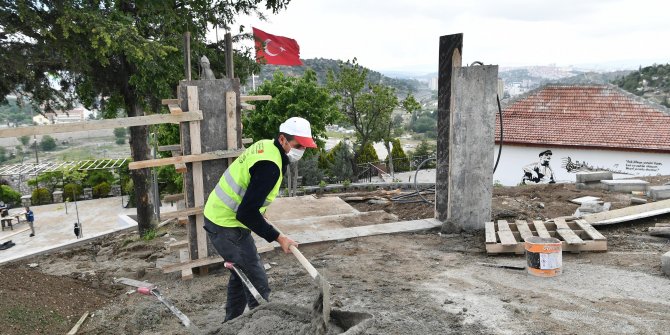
[252,27,303,66]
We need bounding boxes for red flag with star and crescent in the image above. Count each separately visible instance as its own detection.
[252,27,303,66]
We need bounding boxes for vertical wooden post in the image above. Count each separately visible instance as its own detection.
[184,32,192,80]
[187,86,208,274]
[226,91,238,162]
[225,32,234,79]
[436,33,463,226]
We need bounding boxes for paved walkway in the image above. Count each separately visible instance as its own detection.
[0,197,176,265]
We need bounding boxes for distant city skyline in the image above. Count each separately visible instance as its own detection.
[213,0,669,75]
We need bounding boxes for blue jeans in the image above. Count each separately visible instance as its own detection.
[203,218,271,321]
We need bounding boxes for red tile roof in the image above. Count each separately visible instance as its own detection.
[496,85,670,152]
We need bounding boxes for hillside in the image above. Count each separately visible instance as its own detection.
[545,70,632,85]
[258,58,426,96]
[614,63,670,107]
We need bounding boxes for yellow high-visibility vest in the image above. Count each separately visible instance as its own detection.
[203,139,283,229]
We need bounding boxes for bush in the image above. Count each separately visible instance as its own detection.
[298,155,324,186]
[0,185,21,205]
[93,182,111,198]
[115,137,125,145]
[63,183,83,200]
[86,170,114,188]
[39,135,57,151]
[31,187,51,205]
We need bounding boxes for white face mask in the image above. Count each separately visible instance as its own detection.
[287,147,305,162]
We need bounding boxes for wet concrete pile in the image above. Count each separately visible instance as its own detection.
[208,303,343,335]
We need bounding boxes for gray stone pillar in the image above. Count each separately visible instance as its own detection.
[21,195,31,207]
[53,190,64,203]
[83,188,93,200]
[111,185,121,197]
[443,65,498,232]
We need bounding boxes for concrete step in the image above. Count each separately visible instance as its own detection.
[649,186,670,201]
[600,179,649,193]
[576,171,614,183]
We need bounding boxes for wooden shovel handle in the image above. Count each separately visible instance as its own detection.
[289,245,319,280]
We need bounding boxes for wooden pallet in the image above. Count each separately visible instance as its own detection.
[485,218,607,254]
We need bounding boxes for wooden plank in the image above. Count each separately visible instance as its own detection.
[127,149,244,170]
[554,218,585,245]
[160,206,204,220]
[241,102,256,110]
[66,311,89,335]
[158,145,182,152]
[187,86,209,267]
[162,244,277,273]
[179,248,194,280]
[163,193,185,202]
[485,222,496,244]
[656,223,670,227]
[114,277,156,289]
[168,240,189,252]
[486,240,607,254]
[574,219,607,241]
[240,95,272,102]
[0,112,202,138]
[532,220,551,238]
[242,138,253,145]
[496,220,518,246]
[168,104,183,115]
[162,99,179,105]
[515,220,534,241]
[226,91,238,168]
[278,218,443,247]
[582,199,670,226]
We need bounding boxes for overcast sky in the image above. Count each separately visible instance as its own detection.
[217,0,669,74]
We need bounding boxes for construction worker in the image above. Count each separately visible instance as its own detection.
[203,116,317,322]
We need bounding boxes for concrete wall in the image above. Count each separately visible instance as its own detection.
[493,144,670,186]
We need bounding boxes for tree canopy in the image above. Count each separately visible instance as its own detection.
[0,0,292,236]
[243,69,339,145]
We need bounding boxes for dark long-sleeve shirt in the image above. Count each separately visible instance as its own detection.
[235,139,288,242]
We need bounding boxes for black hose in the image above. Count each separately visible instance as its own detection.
[493,94,503,174]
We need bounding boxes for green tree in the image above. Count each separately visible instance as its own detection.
[18,135,31,147]
[356,142,379,165]
[0,185,21,205]
[327,58,398,166]
[330,141,354,182]
[40,135,57,151]
[243,69,339,145]
[113,127,127,139]
[388,138,409,172]
[1,1,291,236]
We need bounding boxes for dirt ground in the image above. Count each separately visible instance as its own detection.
[1,178,670,334]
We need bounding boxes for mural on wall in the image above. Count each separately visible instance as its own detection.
[562,156,636,175]
[521,150,556,184]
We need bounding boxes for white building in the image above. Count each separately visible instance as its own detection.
[493,84,670,186]
[33,106,89,125]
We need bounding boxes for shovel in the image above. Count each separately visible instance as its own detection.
[272,224,330,326]
[288,244,331,325]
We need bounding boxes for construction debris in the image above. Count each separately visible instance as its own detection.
[570,196,602,205]
[582,199,670,226]
[630,197,648,205]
